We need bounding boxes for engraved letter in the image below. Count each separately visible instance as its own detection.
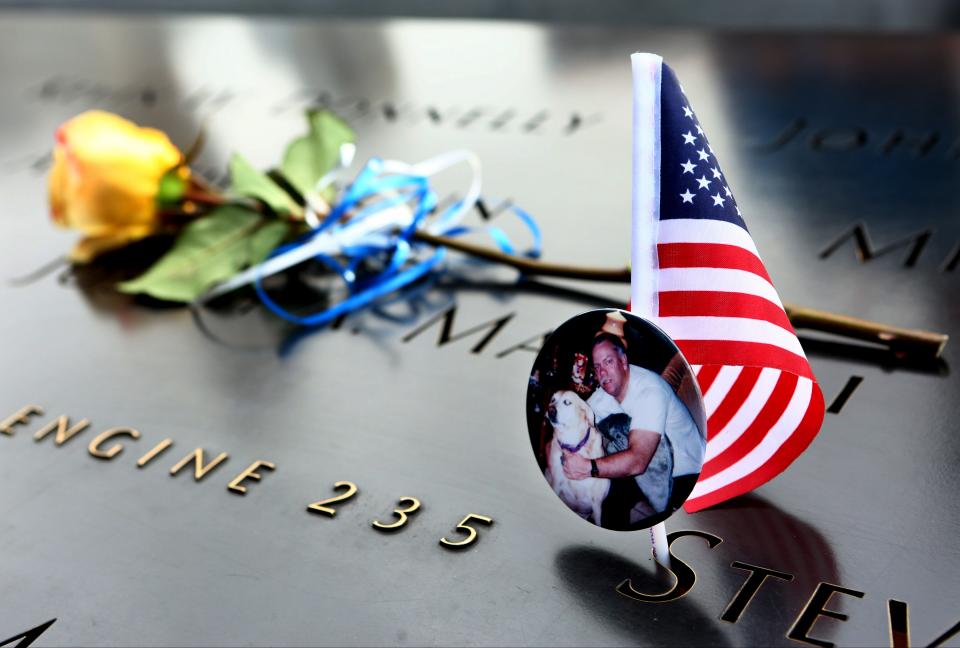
[750,118,806,152]
[826,376,864,415]
[881,130,939,157]
[787,582,865,648]
[0,405,43,436]
[457,107,488,129]
[227,460,276,495]
[169,448,228,481]
[137,438,173,467]
[942,242,960,273]
[720,561,794,624]
[886,599,960,648]
[380,100,418,124]
[0,618,56,647]
[424,105,459,125]
[564,112,602,135]
[819,223,932,268]
[489,109,516,131]
[33,416,90,446]
[88,427,140,460]
[809,127,868,152]
[522,110,549,133]
[402,306,515,354]
[889,599,910,648]
[616,530,723,603]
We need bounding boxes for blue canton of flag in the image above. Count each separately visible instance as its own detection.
[659,69,744,230]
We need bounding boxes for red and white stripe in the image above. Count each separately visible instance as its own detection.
[631,53,824,514]
[653,218,824,512]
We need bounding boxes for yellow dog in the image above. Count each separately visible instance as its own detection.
[544,390,611,526]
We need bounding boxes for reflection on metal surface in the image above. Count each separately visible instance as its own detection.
[556,544,733,647]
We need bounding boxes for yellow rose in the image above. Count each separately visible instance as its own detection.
[48,110,186,262]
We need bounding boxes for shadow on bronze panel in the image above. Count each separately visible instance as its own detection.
[553,544,732,647]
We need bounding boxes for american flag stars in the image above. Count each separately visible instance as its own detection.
[676,104,736,211]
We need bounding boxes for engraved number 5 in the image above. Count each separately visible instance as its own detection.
[440,514,493,548]
[372,497,421,530]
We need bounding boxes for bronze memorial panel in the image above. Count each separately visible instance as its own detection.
[0,12,957,647]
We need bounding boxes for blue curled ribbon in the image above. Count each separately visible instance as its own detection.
[253,157,542,328]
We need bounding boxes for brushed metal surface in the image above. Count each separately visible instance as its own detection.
[0,12,958,647]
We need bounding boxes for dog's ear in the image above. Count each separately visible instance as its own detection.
[579,399,596,428]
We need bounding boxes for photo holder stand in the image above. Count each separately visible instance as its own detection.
[650,523,669,567]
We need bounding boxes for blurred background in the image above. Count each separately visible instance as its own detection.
[4,0,960,30]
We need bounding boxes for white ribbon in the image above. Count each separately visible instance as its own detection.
[197,148,482,303]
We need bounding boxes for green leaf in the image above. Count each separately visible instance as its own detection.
[281,109,355,197]
[156,167,187,205]
[117,205,288,303]
[229,154,300,215]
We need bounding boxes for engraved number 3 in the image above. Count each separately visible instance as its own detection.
[372,497,421,530]
[440,514,493,548]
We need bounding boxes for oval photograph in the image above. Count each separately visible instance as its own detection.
[526,309,707,530]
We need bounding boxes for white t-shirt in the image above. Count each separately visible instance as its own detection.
[588,364,705,477]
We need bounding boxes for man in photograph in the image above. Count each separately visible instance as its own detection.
[561,332,705,527]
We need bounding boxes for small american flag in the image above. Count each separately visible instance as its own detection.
[630,53,825,513]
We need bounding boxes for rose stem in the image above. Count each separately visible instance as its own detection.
[412,230,949,360]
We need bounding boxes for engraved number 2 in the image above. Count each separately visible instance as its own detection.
[307,481,359,517]
[440,514,493,549]
[372,497,421,530]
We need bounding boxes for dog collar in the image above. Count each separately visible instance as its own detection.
[559,427,591,454]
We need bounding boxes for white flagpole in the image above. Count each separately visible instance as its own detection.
[649,521,669,566]
[631,52,671,568]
